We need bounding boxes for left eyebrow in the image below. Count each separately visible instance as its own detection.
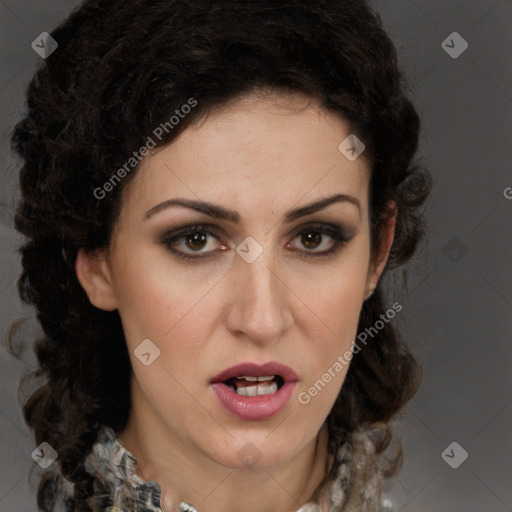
[283,194,361,222]
[143,193,361,222]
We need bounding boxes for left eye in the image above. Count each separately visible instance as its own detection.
[291,229,336,252]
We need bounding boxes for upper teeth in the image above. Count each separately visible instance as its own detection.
[234,381,278,396]
[236,375,275,381]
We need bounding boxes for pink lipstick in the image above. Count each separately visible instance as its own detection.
[210,361,298,420]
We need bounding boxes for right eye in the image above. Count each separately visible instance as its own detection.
[160,224,228,261]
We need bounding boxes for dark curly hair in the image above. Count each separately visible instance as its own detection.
[7,0,432,510]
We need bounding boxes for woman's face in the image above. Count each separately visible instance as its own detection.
[77,91,394,470]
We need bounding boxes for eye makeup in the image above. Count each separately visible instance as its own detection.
[158,222,355,262]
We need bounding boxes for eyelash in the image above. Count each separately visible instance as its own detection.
[160,223,352,262]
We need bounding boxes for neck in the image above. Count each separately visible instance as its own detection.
[119,402,333,512]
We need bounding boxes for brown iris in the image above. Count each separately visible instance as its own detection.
[302,231,322,249]
[186,232,208,251]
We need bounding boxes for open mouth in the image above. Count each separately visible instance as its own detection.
[222,375,286,396]
[210,363,298,420]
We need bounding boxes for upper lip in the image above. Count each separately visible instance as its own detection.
[210,361,299,384]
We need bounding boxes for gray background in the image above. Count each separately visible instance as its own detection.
[1,1,511,511]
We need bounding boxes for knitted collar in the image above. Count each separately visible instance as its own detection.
[65,424,384,512]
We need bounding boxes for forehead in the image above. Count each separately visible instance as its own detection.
[120,92,371,223]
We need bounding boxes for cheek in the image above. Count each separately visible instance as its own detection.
[293,248,369,407]
[293,243,369,334]
[111,248,217,346]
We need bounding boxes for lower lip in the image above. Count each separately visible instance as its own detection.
[210,381,297,420]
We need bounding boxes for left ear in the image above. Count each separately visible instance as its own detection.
[364,200,397,299]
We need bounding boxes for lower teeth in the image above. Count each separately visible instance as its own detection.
[228,381,279,396]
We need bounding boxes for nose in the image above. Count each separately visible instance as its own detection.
[224,249,293,345]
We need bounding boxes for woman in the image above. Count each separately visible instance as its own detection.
[9,0,432,510]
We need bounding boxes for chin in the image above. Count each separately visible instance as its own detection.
[204,440,293,471]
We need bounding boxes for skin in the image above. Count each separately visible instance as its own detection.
[76,90,396,512]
